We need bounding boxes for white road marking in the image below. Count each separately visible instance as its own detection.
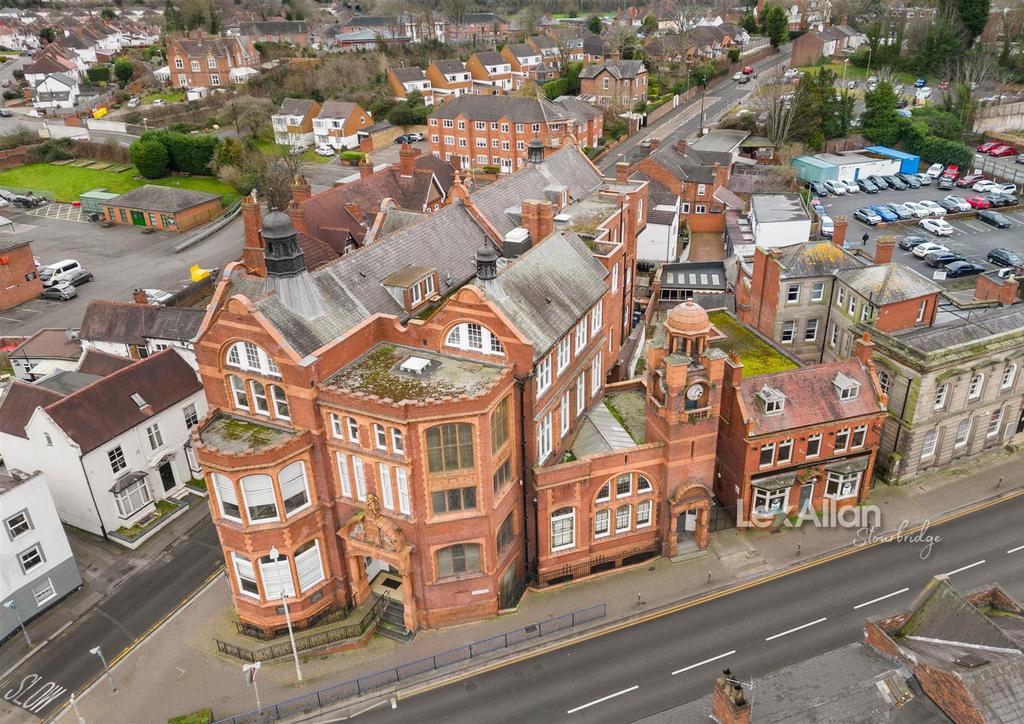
[853,588,910,610]
[962,221,989,232]
[944,559,986,576]
[764,617,827,641]
[1007,545,1024,554]
[671,650,737,675]
[566,685,639,714]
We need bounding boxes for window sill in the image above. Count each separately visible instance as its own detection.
[434,571,486,585]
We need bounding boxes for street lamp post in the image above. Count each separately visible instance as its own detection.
[69,693,86,724]
[3,600,32,647]
[142,117,148,131]
[699,81,708,133]
[268,546,303,683]
[242,661,262,712]
[89,646,116,692]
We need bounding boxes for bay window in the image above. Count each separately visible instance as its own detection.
[240,474,277,522]
[279,461,310,516]
[825,471,860,499]
[436,543,482,578]
[213,473,240,520]
[295,540,325,592]
[232,552,259,597]
[753,487,788,514]
[259,553,295,599]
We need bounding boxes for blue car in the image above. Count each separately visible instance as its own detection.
[871,205,898,222]
[914,77,927,88]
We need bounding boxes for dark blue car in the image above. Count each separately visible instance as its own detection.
[914,77,927,88]
[871,205,898,223]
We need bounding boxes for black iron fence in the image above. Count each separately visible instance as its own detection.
[215,594,389,663]
[233,604,353,641]
[542,540,662,586]
[213,603,607,724]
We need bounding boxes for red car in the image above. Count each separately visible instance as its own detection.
[938,80,949,90]
[977,141,1001,153]
[966,195,992,209]
[990,145,1017,157]
[956,173,985,187]
[942,165,959,179]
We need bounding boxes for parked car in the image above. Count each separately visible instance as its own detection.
[902,201,932,218]
[937,198,961,213]
[898,234,929,250]
[988,248,1023,268]
[897,173,922,188]
[916,87,933,100]
[314,144,335,157]
[12,193,46,208]
[990,145,1017,157]
[917,200,947,217]
[64,268,93,286]
[126,97,140,109]
[977,210,1012,228]
[982,192,1014,208]
[956,173,985,187]
[841,179,860,193]
[1017,154,1024,165]
[152,98,165,106]
[886,175,909,190]
[144,288,173,304]
[942,165,959,179]
[854,207,882,225]
[405,132,424,142]
[937,80,949,90]
[944,261,986,278]
[809,199,826,217]
[937,176,955,190]
[855,178,878,193]
[965,195,992,209]
[926,163,945,178]
[925,250,965,267]
[916,173,932,186]
[977,140,1001,153]
[914,77,927,88]
[988,183,1017,195]
[820,215,834,237]
[919,218,953,236]
[973,179,998,192]
[40,282,77,300]
[884,202,914,220]
[808,181,829,197]
[39,259,82,287]
[823,180,846,195]
[0,108,11,118]
[942,195,972,212]
[867,175,889,189]
[732,71,744,81]
[913,241,948,258]
[742,65,754,74]
[871,205,898,222]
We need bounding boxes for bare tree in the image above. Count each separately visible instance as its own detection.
[754,80,797,146]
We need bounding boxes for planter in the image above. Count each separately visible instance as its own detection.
[108,497,188,549]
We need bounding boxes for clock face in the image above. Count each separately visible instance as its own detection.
[686,383,704,401]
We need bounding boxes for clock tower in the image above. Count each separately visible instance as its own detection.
[645,301,728,555]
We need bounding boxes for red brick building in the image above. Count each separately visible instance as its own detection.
[579,60,649,109]
[167,35,254,89]
[0,239,42,310]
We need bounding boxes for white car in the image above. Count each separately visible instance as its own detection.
[902,201,932,218]
[943,195,972,212]
[913,241,948,258]
[733,71,744,81]
[926,163,944,178]
[314,144,335,157]
[820,215,834,238]
[151,98,164,106]
[916,87,933,99]
[973,179,998,192]
[143,288,173,305]
[823,180,846,195]
[917,200,946,217]
[989,183,1018,195]
[916,173,932,185]
[841,179,860,193]
[920,218,953,236]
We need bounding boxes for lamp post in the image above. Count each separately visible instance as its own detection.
[268,546,303,683]
[842,58,849,88]
[69,693,86,724]
[242,661,262,712]
[142,117,148,131]
[89,646,116,692]
[699,80,708,133]
[3,600,32,646]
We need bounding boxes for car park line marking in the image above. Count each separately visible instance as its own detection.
[765,617,827,641]
[962,222,989,232]
[566,685,639,714]
[671,650,737,675]
[853,588,910,610]
[944,560,986,576]
[1007,545,1024,554]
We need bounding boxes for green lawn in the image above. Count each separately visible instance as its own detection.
[254,139,333,164]
[797,63,919,89]
[0,163,239,203]
[141,89,187,105]
[708,310,800,378]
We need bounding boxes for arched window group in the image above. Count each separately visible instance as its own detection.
[590,473,655,543]
[445,322,505,356]
[230,538,325,601]
[226,341,281,377]
[225,341,289,420]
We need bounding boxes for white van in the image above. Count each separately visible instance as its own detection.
[40,259,82,287]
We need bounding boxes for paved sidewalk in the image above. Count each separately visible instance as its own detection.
[61,448,1023,724]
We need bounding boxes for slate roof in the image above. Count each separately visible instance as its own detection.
[12,329,81,360]
[39,349,200,453]
[173,37,243,58]
[629,172,676,207]
[345,15,394,26]
[105,185,220,213]
[646,208,676,226]
[579,60,645,79]
[316,100,359,119]
[485,231,608,360]
[529,35,558,49]
[390,67,426,83]
[0,238,29,253]
[504,42,537,58]
[645,140,731,184]
[740,359,883,435]
[887,303,1024,355]
[375,208,428,240]
[296,230,343,271]
[463,13,506,23]
[433,59,467,75]
[836,264,941,305]
[552,95,602,123]
[572,401,637,457]
[474,51,504,66]
[239,20,307,35]
[416,153,455,194]
[276,97,316,117]
[77,348,134,376]
[35,370,102,395]
[776,240,864,279]
[79,300,205,345]
[0,380,64,439]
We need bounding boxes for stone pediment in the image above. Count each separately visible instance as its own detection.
[339,493,409,556]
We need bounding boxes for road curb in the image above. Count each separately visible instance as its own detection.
[0,620,74,682]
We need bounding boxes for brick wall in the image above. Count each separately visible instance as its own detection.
[0,242,42,310]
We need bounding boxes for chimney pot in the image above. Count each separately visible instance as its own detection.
[874,235,895,264]
[831,215,849,249]
[359,157,373,178]
[521,199,554,245]
[676,139,687,154]
[132,288,150,305]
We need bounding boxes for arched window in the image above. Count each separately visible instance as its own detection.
[425,423,474,472]
[637,475,653,494]
[444,322,505,356]
[968,373,985,400]
[250,380,269,415]
[551,507,575,551]
[225,341,281,377]
[279,461,309,516]
[212,473,240,520]
[270,385,289,419]
[934,383,949,410]
[1003,364,1018,391]
[240,474,277,522]
[228,375,248,410]
[436,543,482,578]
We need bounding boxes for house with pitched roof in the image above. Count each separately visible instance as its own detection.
[272,98,322,148]
[237,20,308,56]
[78,298,206,368]
[425,59,473,102]
[466,51,513,94]
[387,67,434,105]
[167,35,254,89]
[580,60,648,109]
[500,43,542,88]
[100,185,222,233]
[0,349,206,546]
[23,45,79,86]
[312,100,374,151]
[9,329,82,381]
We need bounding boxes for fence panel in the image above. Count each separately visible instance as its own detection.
[470,633,507,656]
[433,645,472,668]
[397,657,436,679]
[357,668,399,694]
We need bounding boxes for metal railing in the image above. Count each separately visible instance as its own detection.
[215,593,389,663]
[174,198,243,253]
[973,155,1024,187]
[543,540,662,585]
[233,604,354,641]
[213,602,607,724]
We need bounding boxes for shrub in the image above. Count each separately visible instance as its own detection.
[130,139,170,178]
[542,77,569,100]
[29,138,74,162]
[340,150,367,165]
[0,126,37,151]
[728,48,740,62]
[139,130,219,175]
[86,66,110,84]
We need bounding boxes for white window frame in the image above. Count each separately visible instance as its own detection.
[615,504,631,533]
[825,471,860,499]
[146,423,163,450]
[5,510,32,539]
[590,351,602,397]
[836,287,846,308]
[806,433,822,458]
[557,336,571,373]
[259,555,295,599]
[352,456,366,501]
[753,487,788,514]
[590,302,602,335]
[811,281,825,302]
[780,320,795,344]
[330,413,343,438]
[346,417,359,443]
[232,552,260,598]
[968,373,985,401]
[987,408,1003,438]
[396,467,411,515]
[33,578,57,606]
[240,474,278,523]
[954,417,972,449]
[373,423,387,451]
[108,445,127,474]
[759,442,775,467]
[851,424,867,448]
[537,413,552,463]
[834,428,850,452]
[575,320,587,354]
[379,463,394,510]
[804,318,818,342]
[576,375,585,416]
[786,284,800,303]
[550,507,575,551]
[560,392,570,438]
[391,428,404,455]
[336,452,352,497]
[934,383,949,410]
[916,299,927,323]
[921,429,938,459]
[777,438,793,463]
[636,500,652,528]
[536,355,552,397]
[250,380,269,415]
[295,540,325,593]
[229,375,248,410]
[279,461,310,517]
[1002,364,1018,391]
[594,509,610,538]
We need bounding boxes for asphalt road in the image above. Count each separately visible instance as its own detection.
[355,494,1024,724]
[598,46,793,175]
[0,517,222,721]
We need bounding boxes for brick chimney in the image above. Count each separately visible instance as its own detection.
[132,288,150,305]
[287,198,309,235]
[240,190,266,277]
[711,669,750,724]
[358,157,373,178]
[648,137,660,151]
[398,143,420,177]
[676,139,688,155]
[616,162,630,183]
[290,174,311,204]
[853,331,874,367]
[831,215,849,249]
[449,169,469,202]
[874,235,895,264]
[521,199,554,244]
[974,271,1021,306]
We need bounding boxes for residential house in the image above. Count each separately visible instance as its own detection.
[9,329,81,382]
[238,20,309,56]
[790,28,839,67]
[0,239,42,311]
[549,95,603,149]
[527,34,562,64]
[312,101,373,151]
[445,13,511,44]
[272,98,322,149]
[579,60,648,109]
[466,51,513,94]
[500,43,542,89]
[425,59,473,103]
[746,193,812,249]
[0,470,82,641]
[32,74,81,112]
[78,297,206,368]
[0,21,41,51]
[23,45,78,86]
[0,350,207,546]
[387,67,434,105]
[331,29,410,51]
[167,36,254,90]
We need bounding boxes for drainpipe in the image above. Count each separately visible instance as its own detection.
[889,374,914,473]
[818,279,836,364]
[514,374,533,577]
[79,454,109,541]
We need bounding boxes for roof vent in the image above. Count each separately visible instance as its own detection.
[954,654,989,669]
[399,356,431,375]
[130,393,148,409]
[553,213,571,223]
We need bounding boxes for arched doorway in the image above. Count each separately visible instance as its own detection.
[668,482,713,557]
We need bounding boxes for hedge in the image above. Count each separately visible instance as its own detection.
[137,130,219,175]
[130,139,170,179]
[543,78,569,100]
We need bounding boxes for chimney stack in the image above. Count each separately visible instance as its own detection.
[874,235,895,265]
[241,190,266,277]
[290,174,311,204]
[711,669,750,724]
[398,143,420,177]
[831,215,849,249]
[132,288,150,305]
[974,271,1021,306]
[853,331,874,367]
[616,162,630,183]
[358,157,373,178]
[449,170,470,202]
[521,199,554,245]
[675,139,687,154]
[647,137,660,151]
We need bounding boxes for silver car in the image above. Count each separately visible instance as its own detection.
[823,180,846,195]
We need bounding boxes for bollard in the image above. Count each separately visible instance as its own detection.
[707,570,712,584]
[797,543,802,557]
[997,476,1003,489]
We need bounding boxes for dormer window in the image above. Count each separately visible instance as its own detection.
[382,265,437,312]
[833,373,861,401]
[757,385,785,415]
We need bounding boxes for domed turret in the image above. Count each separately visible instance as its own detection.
[666,300,711,336]
[527,136,544,164]
[475,239,500,281]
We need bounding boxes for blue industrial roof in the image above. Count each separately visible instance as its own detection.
[864,146,918,161]
[792,155,835,169]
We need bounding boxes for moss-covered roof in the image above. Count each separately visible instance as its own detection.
[708,310,800,377]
